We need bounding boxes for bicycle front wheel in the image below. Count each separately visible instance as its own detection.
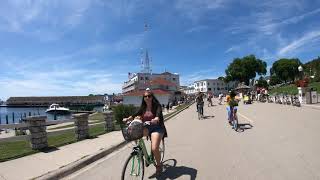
[121,153,144,180]
[159,139,165,163]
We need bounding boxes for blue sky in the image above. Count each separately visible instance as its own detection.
[0,0,320,100]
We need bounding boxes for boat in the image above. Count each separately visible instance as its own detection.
[45,104,70,114]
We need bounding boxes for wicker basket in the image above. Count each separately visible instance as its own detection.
[121,119,144,141]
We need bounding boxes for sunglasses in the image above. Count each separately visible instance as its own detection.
[144,95,152,98]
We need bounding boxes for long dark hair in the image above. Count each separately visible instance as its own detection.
[139,91,161,113]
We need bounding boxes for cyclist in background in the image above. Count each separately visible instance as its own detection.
[218,93,223,105]
[226,90,238,125]
[207,92,213,106]
[196,92,204,115]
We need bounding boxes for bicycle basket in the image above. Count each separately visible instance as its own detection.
[122,119,144,141]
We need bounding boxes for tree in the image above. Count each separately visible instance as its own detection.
[304,56,320,82]
[270,58,302,83]
[225,55,267,85]
[217,76,226,82]
[269,75,282,86]
[256,77,268,88]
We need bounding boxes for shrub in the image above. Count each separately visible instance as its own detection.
[113,104,139,127]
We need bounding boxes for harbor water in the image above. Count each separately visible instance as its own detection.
[0,106,72,124]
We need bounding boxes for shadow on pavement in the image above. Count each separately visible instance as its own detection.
[236,123,253,132]
[149,159,197,180]
[201,115,215,119]
[40,146,59,153]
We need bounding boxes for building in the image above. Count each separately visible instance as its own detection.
[6,96,105,106]
[184,79,237,96]
[122,72,180,94]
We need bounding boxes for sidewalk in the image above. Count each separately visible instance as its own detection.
[0,106,183,180]
[0,131,125,180]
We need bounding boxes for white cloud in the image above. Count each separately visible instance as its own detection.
[180,68,222,85]
[0,0,93,40]
[278,30,320,57]
[225,46,241,54]
[174,0,227,21]
[0,68,124,100]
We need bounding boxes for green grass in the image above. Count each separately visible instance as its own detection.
[0,141,36,162]
[269,82,320,95]
[0,123,110,162]
[164,103,190,119]
[89,112,104,121]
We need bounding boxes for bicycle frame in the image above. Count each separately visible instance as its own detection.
[129,138,155,175]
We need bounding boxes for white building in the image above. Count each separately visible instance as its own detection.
[184,79,237,96]
[122,72,180,94]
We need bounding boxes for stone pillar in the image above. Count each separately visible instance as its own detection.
[103,111,114,132]
[26,116,48,150]
[73,113,89,140]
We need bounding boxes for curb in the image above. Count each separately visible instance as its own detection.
[36,103,193,180]
[35,141,127,180]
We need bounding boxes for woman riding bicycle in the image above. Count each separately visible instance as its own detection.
[226,90,238,125]
[123,89,167,175]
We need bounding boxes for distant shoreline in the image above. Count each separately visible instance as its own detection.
[0,105,48,108]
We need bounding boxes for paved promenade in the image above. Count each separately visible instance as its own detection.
[64,100,320,180]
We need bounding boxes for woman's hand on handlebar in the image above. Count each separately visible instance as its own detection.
[150,118,159,125]
[122,116,133,123]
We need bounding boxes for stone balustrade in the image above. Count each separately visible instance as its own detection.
[103,111,114,132]
[25,116,48,150]
[73,113,89,140]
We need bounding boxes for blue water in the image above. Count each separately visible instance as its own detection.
[0,107,72,124]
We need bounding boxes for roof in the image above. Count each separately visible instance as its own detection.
[123,89,171,96]
[147,78,176,86]
[194,79,221,82]
[161,72,173,75]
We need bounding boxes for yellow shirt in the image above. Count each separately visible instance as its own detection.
[226,95,231,106]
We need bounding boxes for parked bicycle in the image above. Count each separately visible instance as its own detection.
[121,120,165,180]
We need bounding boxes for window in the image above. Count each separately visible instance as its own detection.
[140,77,144,80]
[173,78,176,81]
[145,77,149,80]
[208,83,210,85]
[208,88,211,91]
[217,87,220,90]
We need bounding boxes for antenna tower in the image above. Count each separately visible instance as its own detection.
[141,22,152,74]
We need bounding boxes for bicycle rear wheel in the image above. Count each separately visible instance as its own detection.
[233,113,238,131]
[121,153,144,180]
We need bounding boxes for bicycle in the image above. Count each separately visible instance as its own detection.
[197,103,204,120]
[229,106,238,131]
[121,120,165,180]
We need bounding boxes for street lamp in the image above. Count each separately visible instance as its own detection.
[297,65,305,104]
